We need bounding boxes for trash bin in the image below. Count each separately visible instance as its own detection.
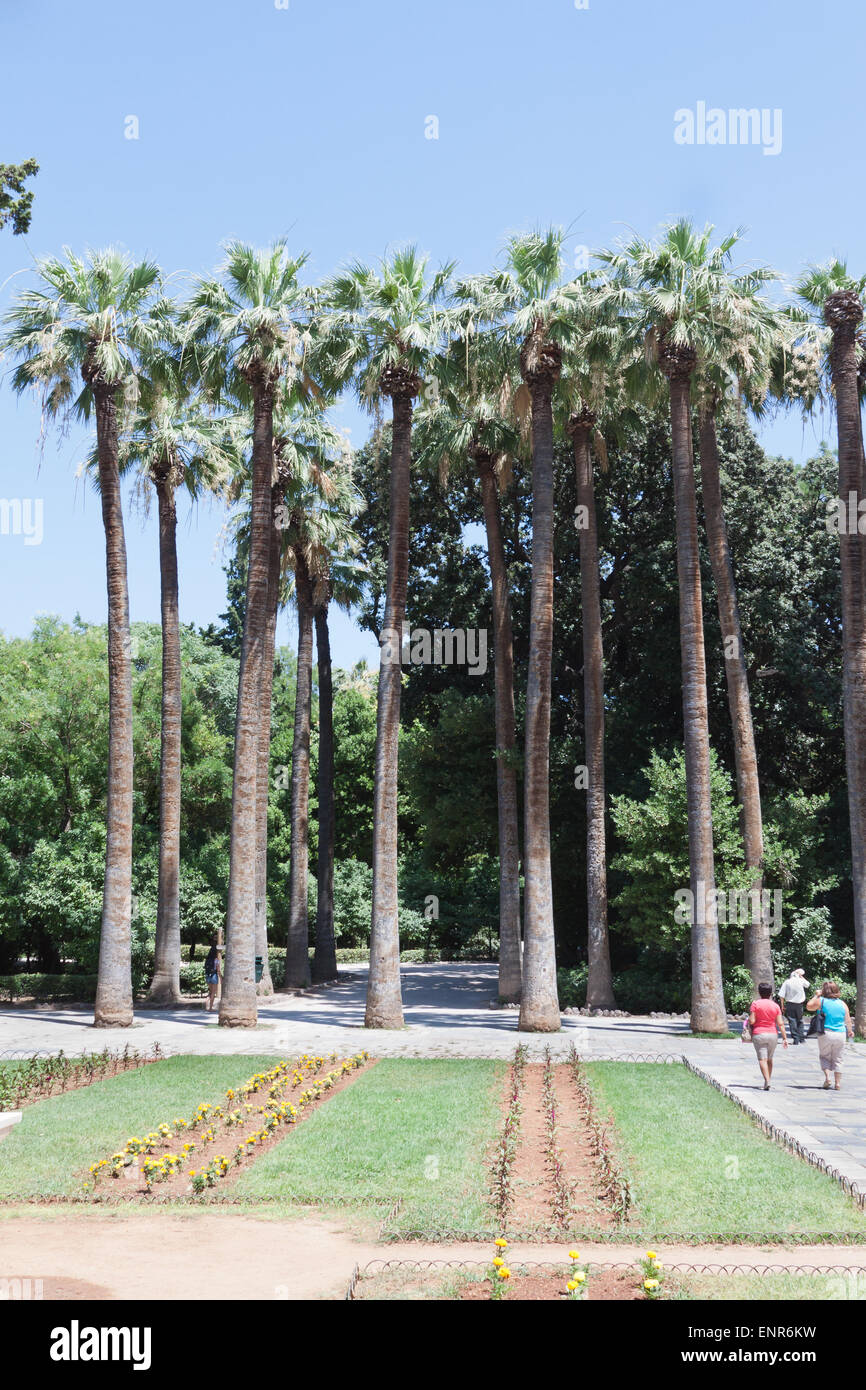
[254,956,264,983]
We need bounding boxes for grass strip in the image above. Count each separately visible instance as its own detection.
[234,1058,504,1233]
[585,1062,866,1236]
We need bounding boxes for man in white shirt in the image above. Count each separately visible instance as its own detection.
[779,968,809,1044]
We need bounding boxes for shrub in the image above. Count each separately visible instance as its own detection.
[0,973,98,1002]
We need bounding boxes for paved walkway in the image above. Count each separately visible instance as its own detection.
[686,1037,866,1198]
[0,963,705,1060]
[3,962,866,1198]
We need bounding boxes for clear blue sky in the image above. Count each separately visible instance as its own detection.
[1,0,863,665]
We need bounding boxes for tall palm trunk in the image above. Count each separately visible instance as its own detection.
[147,466,183,1006]
[220,379,275,1027]
[285,553,314,989]
[254,489,282,998]
[366,378,417,1028]
[826,291,866,1035]
[569,417,616,1010]
[475,449,522,1002]
[662,347,727,1033]
[518,333,562,1033]
[697,406,769,989]
[312,599,338,984]
[92,382,135,1027]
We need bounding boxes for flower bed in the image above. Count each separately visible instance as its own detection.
[0,1046,163,1110]
[354,1245,665,1301]
[83,1051,370,1199]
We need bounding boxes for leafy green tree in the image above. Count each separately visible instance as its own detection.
[0,158,38,235]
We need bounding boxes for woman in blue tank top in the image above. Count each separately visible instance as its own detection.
[805,981,853,1091]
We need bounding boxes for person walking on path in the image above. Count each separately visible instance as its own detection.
[748,982,788,1090]
[779,968,809,1044]
[805,980,854,1091]
[204,940,222,1012]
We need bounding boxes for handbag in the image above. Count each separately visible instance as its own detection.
[807,1004,825,1038]
[741,1013,753,1043]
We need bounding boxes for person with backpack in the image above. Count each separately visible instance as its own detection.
[805,981,854,1091]
[746,982,788,1091]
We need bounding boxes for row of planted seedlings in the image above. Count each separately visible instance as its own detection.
[567,1043,633,1223]
[486,1239,665,1301]
[541,1046,574,1229]
[84,1050,370,1197]
[489,1044,527,1228]
[0,1045,163,1110]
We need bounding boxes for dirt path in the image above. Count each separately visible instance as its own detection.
[4,1212,866,1300]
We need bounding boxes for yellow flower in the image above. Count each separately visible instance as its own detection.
[498,1267,511,1280]
[572,1272,586,1284]
[566,1280,578,1292]
[646,1251,657,1261]
[644,1278,659,1291]
[492,1257,504,1268]
[568,1249,581,1261]
[494,1237,508,1248]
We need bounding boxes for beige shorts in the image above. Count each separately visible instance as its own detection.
[818,1033,846,1071]
[752,1034,778,1060]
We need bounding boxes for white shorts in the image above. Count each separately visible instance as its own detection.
[818,1033,846,1071]
[752,1034,778,1060]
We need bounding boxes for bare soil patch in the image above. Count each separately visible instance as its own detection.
[459,1266,644,1301]
[505,1064,615,1234]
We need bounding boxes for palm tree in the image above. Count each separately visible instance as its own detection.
[555,292,641,1011]
[796,261,866,1035]
[456,230,582,1032]
[414,363,524,1002]
[599,221,735,1033]
[310,545,366,985]
[182,241,311,1028]
[225,392,345,997]
[691,267,781,990]
[3,247,161,1026]
[106,340,236,1005]
[280,463,360,990]
[320,248,454,1028]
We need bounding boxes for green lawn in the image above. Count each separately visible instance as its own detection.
[234,1058,504,1233]
[586,1062,866,1236]
[0,1054,280,1199]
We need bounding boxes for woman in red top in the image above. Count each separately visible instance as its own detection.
[748,982,788,1090]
